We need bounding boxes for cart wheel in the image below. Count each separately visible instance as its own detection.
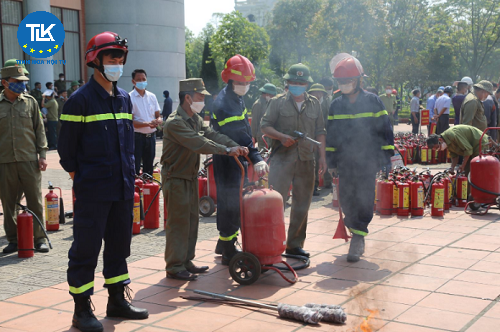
[229,252,261,285]
[469,202,481,211]
[199,196,215,217]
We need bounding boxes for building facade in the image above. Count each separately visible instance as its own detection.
[2,0,185,103]
[234,0,276,27]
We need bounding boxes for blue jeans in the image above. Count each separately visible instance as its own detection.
[134,132,156,176]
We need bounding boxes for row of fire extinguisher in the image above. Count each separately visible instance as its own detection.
[331,167,469,218]
[395,133,451,166]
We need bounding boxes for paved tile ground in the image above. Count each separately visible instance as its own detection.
[3,123,500,331]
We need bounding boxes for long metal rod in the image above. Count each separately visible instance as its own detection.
[194,290,277,310]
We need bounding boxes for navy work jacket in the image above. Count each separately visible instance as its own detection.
[58,76,135,201]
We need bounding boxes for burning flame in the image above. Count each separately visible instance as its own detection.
[358,309,380,332]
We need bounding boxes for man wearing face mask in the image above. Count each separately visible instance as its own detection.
[308,83,333,194]
[0,65,49,254]
[251,83,276,149]
[379,84,397,127]
[326,56,394,263]
[427,125,489,176]
[460,80,490,132]
[129,69,162,176]
[162,78,248,281]
[212,54,268,265]
[261,63,327,258]
[58,32,149,332]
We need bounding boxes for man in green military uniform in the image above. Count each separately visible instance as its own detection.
[251,83,276,149]
[308,83,333,194]
[30,82,43,107]
[67,80,79,97]
[261,64,327,257]
[161,78,248,281]
[460,81,490,132]
[54,73,66,94]
[379,84,397,126]
[42,90,58,150]
[0,66,49,253]
[427,125,490,175]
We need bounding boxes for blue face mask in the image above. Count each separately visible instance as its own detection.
[103,65,123,82]
[289,84,307,96]
[8,81,26,94]
[135,81,147,90]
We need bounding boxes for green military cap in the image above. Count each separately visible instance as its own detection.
[259,83,277,95]
[4,59,29,75]
[71,80,79,87]
[179,78,211,95]
[283,63,314,83]
[308,83,327,94]
[1,66,29,81]
[474,80,494,95]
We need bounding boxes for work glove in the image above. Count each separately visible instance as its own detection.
[254,161,269,177]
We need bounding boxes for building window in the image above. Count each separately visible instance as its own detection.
[51,6,81,83]
[0,0,23,66]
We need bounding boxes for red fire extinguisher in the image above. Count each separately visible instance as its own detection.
[153,163,161,184]
[377,180,393,215]
[392,181,399,214]
[135,177,145,226]
[45,182,64,231]
[143,178,160,229]
[421,146,428,165]
[455,173,468,207]
[397,181,410,217]
[17,209,34,258]
[133,191,141,235]
[431,180,445,217]
[332,177,339,208]
[410,179,424,216]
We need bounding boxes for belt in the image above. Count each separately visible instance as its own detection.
[135,132,155,138]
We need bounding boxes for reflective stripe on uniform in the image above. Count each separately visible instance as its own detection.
[326,147,337,152]
[217,109,247,127]
[381,145,395,150]
[60,113,133,123]
[219,231,239,241]
[104,273,130,285]
[328,110,388,120]
[349,228,368,237]
[69,281,94,295]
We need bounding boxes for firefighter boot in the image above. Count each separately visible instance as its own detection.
[106,285,149,320]
[221,238,238,266]
[72,296,103,332]
[215,239,223,255]
[347,234,365,263]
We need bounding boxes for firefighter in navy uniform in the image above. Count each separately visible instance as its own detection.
[58,32,148,332]
[212,54,269,265]
[326,56,394,263]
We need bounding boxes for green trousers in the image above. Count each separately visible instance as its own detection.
[0,161,46,244]
[163,175,199,274]
[268,159,314,249]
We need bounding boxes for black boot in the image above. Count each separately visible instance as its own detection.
[347,234,365,263]
[72,296,103,332]
[215,239,223,255]
[221,239,239,266]
[106,285,149,320]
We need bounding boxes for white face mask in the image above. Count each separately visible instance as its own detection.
[440,142,447,151]
[234,84,250,96]
[103,65,124,82]
[339,83,355,95]
[190,101,205,114]
[386,89,392,95]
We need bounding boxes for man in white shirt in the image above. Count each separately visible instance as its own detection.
[410,89,421,134]
[434,86,453,135]
[129,69,162,176]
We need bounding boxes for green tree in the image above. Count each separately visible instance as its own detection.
[211,11,270,63]
[200,40,219,93]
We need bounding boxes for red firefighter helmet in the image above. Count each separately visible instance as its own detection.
[332,57,367,79]
[85,31,128,67]
[392,89,397,95]
[221,54,256,83]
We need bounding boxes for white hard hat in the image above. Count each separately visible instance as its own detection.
[460,76,473,85]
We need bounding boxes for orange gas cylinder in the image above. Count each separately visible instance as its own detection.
[133,191,141,235]
[397,181,410,217]
[470,155,500,204]
[17,210,34,258]
[45,188,59,231]
[378,180,394,215]
[443,177,451,211]
[332,177,339,208]
[431,181,445,217]
[410,180,425,216]
[241,187,286,265]
[455,174,468,207]
[143,181,160,229]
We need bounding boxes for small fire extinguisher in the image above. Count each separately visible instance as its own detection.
[45,182,64,231]
[431,179,445,217]
[17,208,34,258]
[410,178,425,216]
[455,173,468,207]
